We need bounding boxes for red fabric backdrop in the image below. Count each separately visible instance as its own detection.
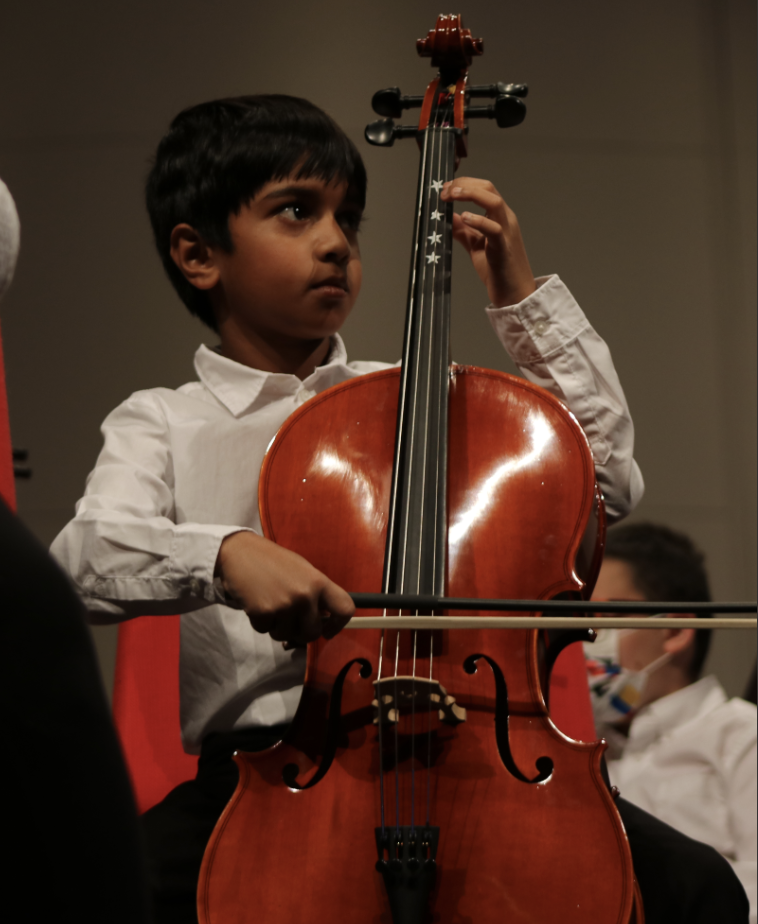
[112,616,199,814]
[549,642,597,742]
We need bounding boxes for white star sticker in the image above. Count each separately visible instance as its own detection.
[430,210,443,221]
[426,253,441,264]
[431,180,444,193]
[428,232,442,244]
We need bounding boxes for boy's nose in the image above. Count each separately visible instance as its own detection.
[317,216,351,264]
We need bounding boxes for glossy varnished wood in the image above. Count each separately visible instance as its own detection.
[197,367,635,924]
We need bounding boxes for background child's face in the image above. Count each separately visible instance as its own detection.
[592,557,667,672]
[210,174,362,347]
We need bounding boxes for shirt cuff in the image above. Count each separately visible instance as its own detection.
[485,274,591,365]
[82,523,254,608]
[170,523,254,607]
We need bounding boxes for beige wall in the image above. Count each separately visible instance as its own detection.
[0,0,755,697]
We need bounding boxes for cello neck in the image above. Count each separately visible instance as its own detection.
[382,89,458,598]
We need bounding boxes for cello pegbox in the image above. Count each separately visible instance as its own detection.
[416,13,483,69]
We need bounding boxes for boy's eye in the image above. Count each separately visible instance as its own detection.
[280,203,308,221]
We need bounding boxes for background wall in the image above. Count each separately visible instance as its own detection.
[0,0,755,698]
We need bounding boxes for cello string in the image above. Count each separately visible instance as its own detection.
[427,625,434,827]
[386,106,432,655]
[393,620,401,835]
[410,115,442,834]
[383,99,435,839]
[413,105,448,834]
[410,612,418,835]
[420,115,447,833]
[389,96,437,838]
[377,621,386,833]
[423,95,454,831]
[407,90,444,610]
[397,89,442,835]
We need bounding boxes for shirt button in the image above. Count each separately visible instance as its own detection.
[533,320,549,337]
[296,387,316,404]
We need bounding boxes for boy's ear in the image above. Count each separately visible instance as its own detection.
[170,224,219,290]
[662,624,696,656]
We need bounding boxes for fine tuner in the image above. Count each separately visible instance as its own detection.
[365,82,528,147]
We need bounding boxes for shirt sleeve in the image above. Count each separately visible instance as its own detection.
[724,710,757,921]
[486,274,644,523]
[49,391,250,622]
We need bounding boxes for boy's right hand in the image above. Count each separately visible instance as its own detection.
[215,531,355,645]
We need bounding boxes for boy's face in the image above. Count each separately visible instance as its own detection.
[592,558,662,671]
[211,173,362,349]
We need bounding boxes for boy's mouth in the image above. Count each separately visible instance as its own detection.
[312,275,349,294]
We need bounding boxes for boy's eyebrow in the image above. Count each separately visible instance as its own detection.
[261,185,320,200]
[260,183,362,210]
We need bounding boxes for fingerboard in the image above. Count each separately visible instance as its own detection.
[382,98,457,600]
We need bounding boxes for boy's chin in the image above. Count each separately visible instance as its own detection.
[285,321,345,346]
[305,309,354,338]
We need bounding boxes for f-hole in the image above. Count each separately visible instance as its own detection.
[282,658,372,790]
[464,653,553,784]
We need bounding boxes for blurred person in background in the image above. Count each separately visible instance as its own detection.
[586,522,757,921]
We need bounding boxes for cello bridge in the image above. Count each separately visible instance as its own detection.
[372,676,466,726]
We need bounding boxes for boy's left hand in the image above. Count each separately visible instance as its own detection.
[441,178,536,308]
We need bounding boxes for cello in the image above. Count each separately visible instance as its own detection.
[199,15,641,923]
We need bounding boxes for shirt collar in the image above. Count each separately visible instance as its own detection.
[193,335,350,417]
[625,675,727,754]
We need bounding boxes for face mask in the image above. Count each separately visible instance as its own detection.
[584,627,671,728]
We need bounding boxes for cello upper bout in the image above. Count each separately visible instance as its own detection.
[447,364,597,603]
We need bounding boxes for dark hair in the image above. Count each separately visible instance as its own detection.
[145,95,367,331]
[605,522,712,680]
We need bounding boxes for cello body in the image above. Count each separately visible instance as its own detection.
[197,366,636,923]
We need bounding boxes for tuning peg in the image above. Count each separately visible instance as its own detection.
[465,94,527,129]
[371,88,425,119]
[467,82,529,100]
[365,118,418,147]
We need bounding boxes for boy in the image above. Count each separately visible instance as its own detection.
[52,94,652,920]
[588,522,756,920]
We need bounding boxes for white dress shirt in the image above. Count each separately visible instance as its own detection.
[51,274,644,752]
[608,676,757,921]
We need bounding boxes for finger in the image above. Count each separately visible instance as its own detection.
[265,609,301,642]
[249,612,276,636]
[443,176,497,192]
[319,581,355,639]
[271,595,322,644]
[460,212,507,257]
[451,212,484,251]
[442,176,499,198]
[442,181,504,216]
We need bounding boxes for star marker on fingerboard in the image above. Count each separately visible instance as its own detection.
[426,179,447,267]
